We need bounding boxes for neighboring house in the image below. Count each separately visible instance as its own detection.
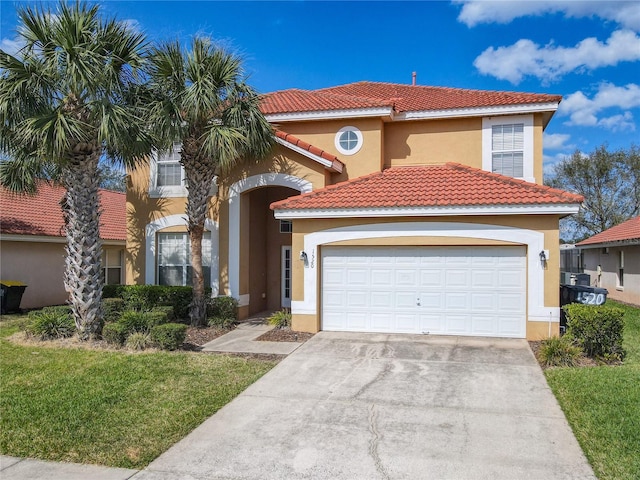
[0,182,126,309]
[577,216,640,305]
[126,81,583,339]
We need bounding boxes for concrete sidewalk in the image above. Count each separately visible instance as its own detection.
[0,456,137,480]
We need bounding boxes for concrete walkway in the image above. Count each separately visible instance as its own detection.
[201,321,303,355]
[0,456,137,480]
[133,332,596,480]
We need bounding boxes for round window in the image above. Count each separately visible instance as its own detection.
[335,126,363,155]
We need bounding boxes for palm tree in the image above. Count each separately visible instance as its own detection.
[0,1,155,339]
[147,38,273,326]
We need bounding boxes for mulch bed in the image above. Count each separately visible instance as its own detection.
[528,340,616,370]
[255,327,315,343]
[182,326,231,350]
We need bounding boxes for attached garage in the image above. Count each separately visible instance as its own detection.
[322,245,527,338]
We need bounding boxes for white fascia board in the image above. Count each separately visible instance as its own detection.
[0,233,125,245]
[577,239,640,249]
[265,107,394,123]
[394,102,559,121]
[274,203,580,219]
[275,137,343,173]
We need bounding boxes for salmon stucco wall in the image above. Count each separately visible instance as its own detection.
[1,240,124,309]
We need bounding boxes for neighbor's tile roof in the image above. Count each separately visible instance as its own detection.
[271,163,583,211]
[275,130,344,172]
[576,216,640,246]
[261,81,562,115]
[0,181,126,241]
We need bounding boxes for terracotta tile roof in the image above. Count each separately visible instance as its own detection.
[261,81,561,115]
[1,181,126,241]
[261,88,392,115]
[576,216,640,246]
[275,130,344,172]
[271,163,583,211]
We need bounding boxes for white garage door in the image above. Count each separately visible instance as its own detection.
[322,246,526,338]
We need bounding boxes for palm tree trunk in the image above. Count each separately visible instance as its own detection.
[183,140,215,326]
[62,148,104,339]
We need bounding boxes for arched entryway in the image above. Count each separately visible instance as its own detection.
[228,173,312,316]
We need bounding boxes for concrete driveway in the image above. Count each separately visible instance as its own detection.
[134,332,595,480]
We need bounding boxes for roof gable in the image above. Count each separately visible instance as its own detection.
[576,216,640,246]
[0,181,126,241]
[275,130,344,173]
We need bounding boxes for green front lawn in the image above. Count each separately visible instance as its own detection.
[545,301,640,480]
[0,314,277,469]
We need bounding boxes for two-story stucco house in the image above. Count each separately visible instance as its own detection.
[125,81,583,340]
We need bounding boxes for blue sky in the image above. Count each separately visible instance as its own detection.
[1,1,639,173]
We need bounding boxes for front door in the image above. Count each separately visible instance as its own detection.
[281,246,292,308]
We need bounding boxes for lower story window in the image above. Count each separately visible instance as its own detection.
[157,232,211,287]
[102,249,123,285]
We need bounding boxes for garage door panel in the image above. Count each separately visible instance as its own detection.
[371,269,393,286]
[322,246,526,338]
[396,291,417,309]
[420,293,443,309]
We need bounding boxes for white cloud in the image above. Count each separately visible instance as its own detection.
[558,83,640,131]
[473,30,640,84]
[456,1,640,31]
[543,133,573,150]
[0,37,24,56]
[122,19,141,34]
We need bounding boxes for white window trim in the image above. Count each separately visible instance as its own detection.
[145,214,219,295]
[482,115,535,183]
[149,147,187,198]
[335,126,363,156]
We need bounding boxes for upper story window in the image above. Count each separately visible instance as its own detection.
[149,142,187,198]
[482,115,534,183]
[335,126,363,155]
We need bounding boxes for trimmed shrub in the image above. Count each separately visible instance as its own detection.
[538,336,582,367]
[125,331,153,351]
[564,304,626,360]
[121,285,164,312]
[102,322,128,345]
[143,309,171,328]
[103,298,126,323]
[103,284,125,299]
[207,296,238,327]
[150,305,175,322]
[161,287,195,320]
[151,323,187,351]
[26,308,75,340]
[118,310,148,334]
[268,309,291,329]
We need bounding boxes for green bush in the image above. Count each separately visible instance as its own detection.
[118,310,148,334]
[161,287,195,320]
[26,308,75,340]
[143,309,171,328]
[125,332,153,351]
[538,336,582,367]
[102,298,126,323]
[207,296,238,327]
[150,305,175,322]
[150,323,187,351]
[121,285,164,312]
[110,285,195,320]
[102,322,128,345]
[102,284,124,299]
[564,304,626,360]
[41,305,73,316]
[268,309,291,329]
[207,316,236,329]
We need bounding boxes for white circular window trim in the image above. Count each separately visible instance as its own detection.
[335,126,363,156]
